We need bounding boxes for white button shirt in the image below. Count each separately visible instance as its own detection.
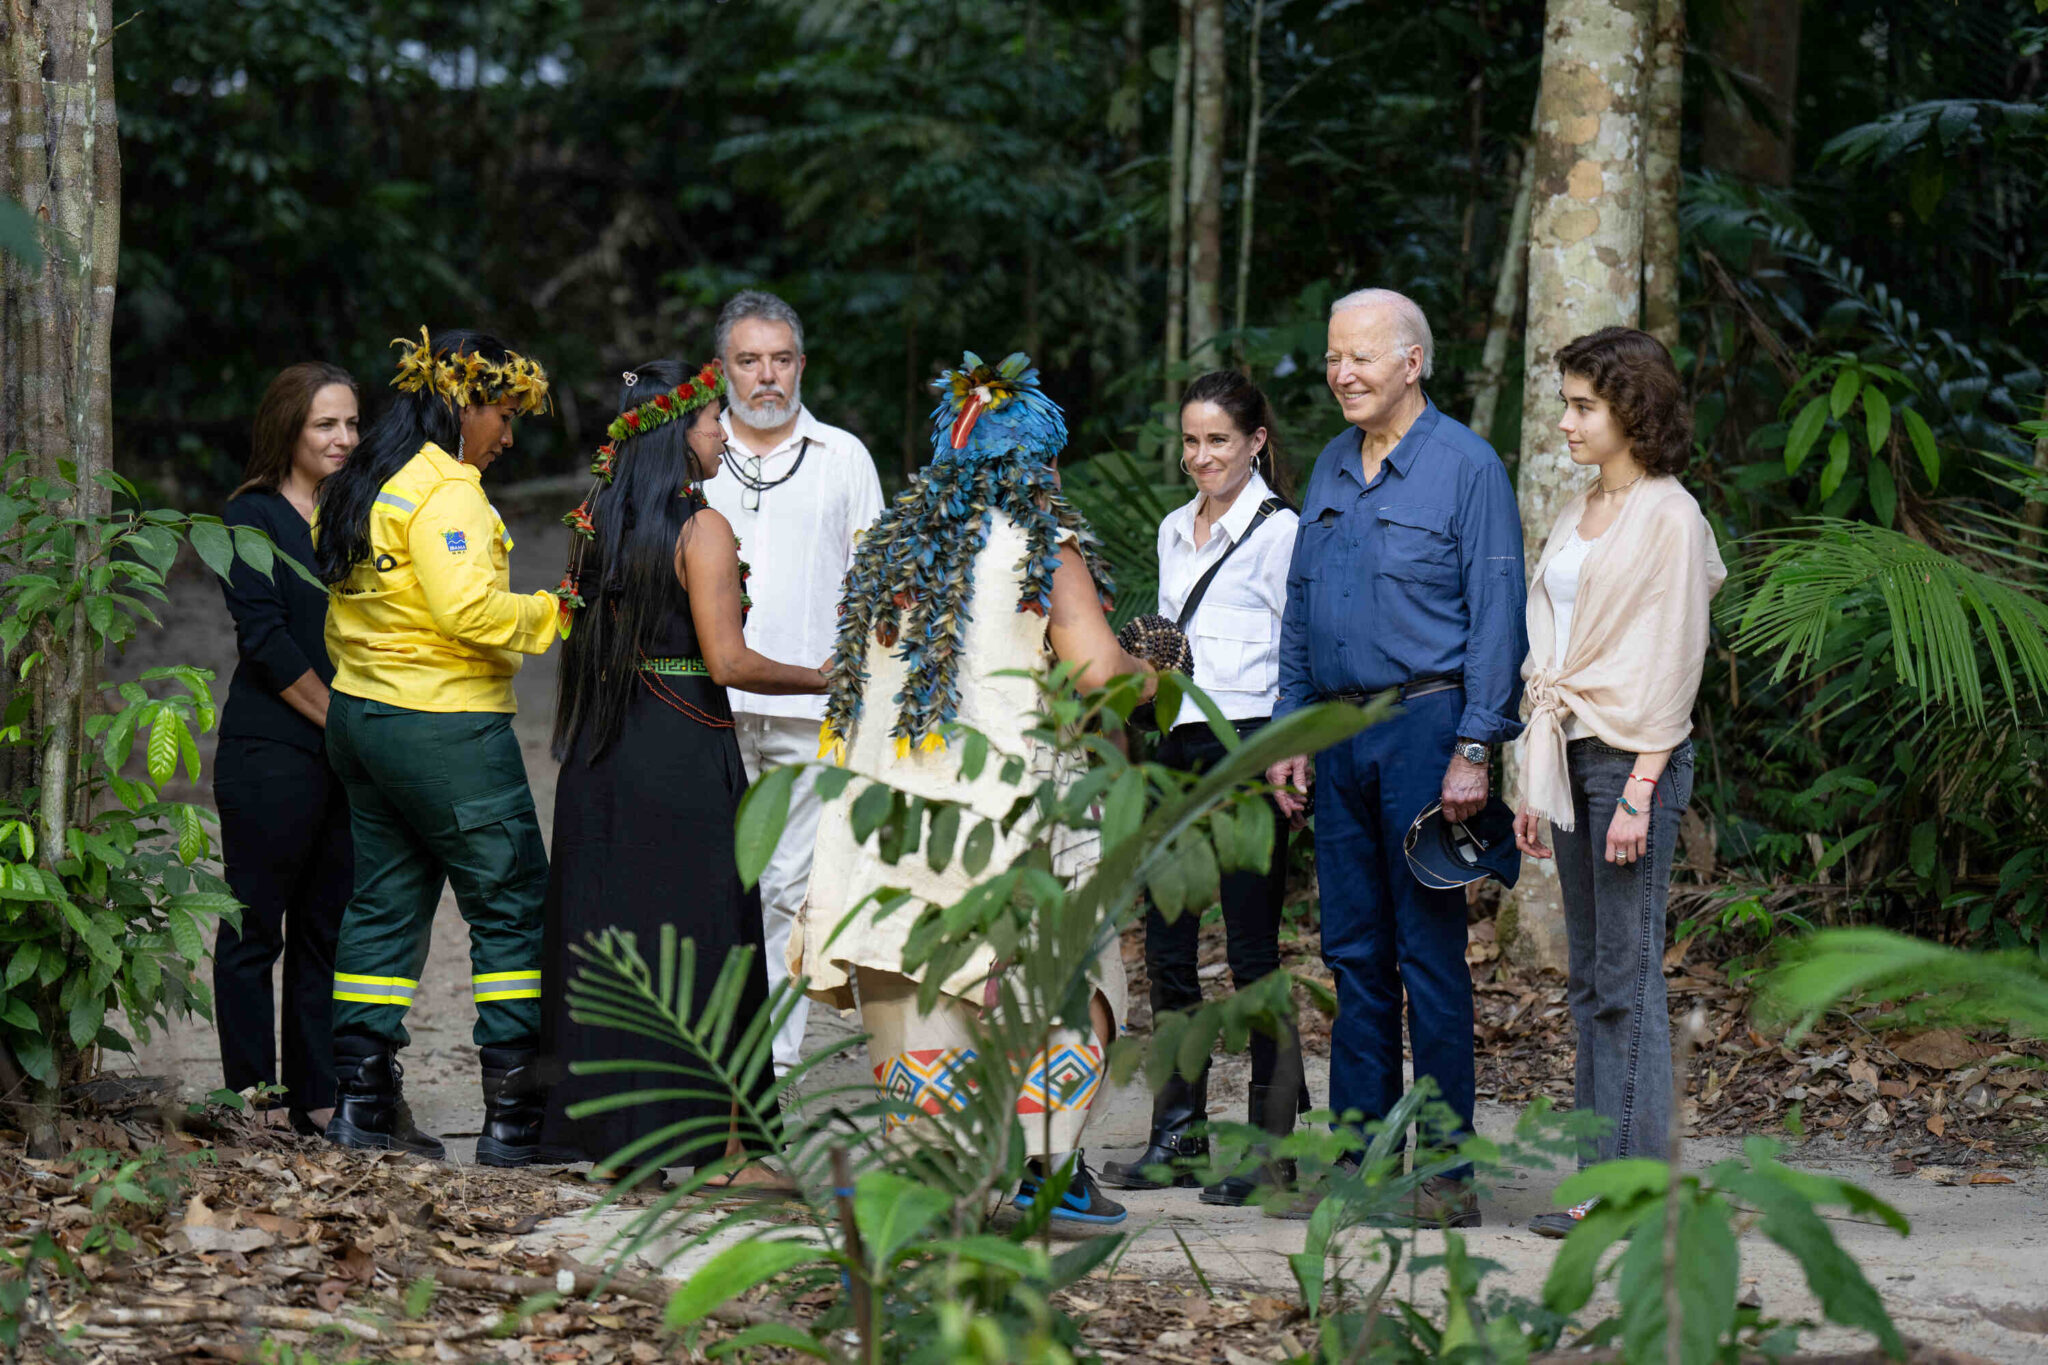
[705,405,884,721]
[1155,469,1299,731]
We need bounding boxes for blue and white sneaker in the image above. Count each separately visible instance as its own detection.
[1015,1153,1128,1225]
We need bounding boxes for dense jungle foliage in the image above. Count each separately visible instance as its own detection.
[113,0,2048,952]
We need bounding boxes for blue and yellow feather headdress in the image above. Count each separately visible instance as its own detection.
[821,352,1113,758]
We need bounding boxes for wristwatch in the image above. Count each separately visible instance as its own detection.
[1453,740,1489,766]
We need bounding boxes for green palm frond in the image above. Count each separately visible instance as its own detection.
[1726,519,2048,721]
[1761,928,2048,1042]
[1059,448,1181,628]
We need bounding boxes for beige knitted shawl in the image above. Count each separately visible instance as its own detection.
[1518,475,1726,830]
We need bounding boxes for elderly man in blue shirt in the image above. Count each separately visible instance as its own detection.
[1266,288,1526,1226]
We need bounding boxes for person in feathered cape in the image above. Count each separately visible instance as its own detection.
[797,351,1155,1225]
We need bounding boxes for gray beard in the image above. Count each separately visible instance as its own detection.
[729,384,801,431]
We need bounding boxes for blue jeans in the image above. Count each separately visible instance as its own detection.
[1553,738,1694,1164]
[1314,689,1475,1167]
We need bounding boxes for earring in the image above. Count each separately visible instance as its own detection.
[456,433,466,463]
[1178,454,1194,477]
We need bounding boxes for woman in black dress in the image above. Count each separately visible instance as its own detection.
[540,357,826,1185]
[214,362,360,1135]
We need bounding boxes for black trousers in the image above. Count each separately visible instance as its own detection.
[1143,718,1297,1095]
[213,734,353,1112]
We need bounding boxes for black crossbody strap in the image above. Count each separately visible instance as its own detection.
[1176,497,1283,633]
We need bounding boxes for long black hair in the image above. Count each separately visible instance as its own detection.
[551,359,721,764]
[314,328,514,584]
[1180,369,1292,501]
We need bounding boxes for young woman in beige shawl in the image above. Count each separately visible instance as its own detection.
[1510,328,1726,1238]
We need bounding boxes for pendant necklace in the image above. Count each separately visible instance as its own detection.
[729,436,812,512]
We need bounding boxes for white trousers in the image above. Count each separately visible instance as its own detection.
[734,713,822,1074]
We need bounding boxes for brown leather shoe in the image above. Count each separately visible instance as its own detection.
[1408,1175,1481,1228]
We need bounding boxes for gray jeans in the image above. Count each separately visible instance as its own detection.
[1552,737,1694,1164]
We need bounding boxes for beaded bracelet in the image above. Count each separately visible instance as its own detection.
[1616,794,1644,816]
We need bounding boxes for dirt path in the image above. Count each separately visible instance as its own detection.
[112,509,2048,1362]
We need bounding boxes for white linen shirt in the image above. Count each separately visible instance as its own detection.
[705,405,884,721]
[1155,469,1299,731]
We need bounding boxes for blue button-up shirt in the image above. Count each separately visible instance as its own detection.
[1273,398,1527,744]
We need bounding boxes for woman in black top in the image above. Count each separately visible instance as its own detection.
[213,362,360,1134]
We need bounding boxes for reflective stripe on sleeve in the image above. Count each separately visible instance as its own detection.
[375,491,417,513]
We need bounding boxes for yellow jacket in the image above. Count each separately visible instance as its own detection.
[321,442,557,713]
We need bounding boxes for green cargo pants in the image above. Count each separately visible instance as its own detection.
[325,692,547,1049]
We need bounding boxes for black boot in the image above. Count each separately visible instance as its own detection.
[1101,1067,1208,1190]
[475,1045,545,1168]
[327,1034,446,1159]
[1200,1082,1299,1206]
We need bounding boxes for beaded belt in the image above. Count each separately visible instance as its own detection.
[639,655,710,676]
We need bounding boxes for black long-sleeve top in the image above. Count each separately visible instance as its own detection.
[217,490,333,753]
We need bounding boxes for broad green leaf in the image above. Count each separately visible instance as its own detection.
[1784,399,1828,476]
[1862,386,1892,454]
[853,1171,951,1263]
[961,818,994,876]
[146,714,181,786]
[231,525,275,579]
[3,943,38,990]
[59,899,121,967]
[12,1034,52,1082]
[1100,766,1143,853]
[167,905,205,965]
[1542,1199,1641,1314]
[958,728,989,781]
[1901,407,1940,486]
[1615,1194,1738,1365]
[663,1239,830,1327]
[1829,366,1862,419]
[188,521,235,582]
[0,998,35,1030]
[849,780,892,843]
[1867,460,1897,529]
[1555,1158,1671,1209]
[1718,1170,1904,1355]
[925,801,960,872]
[734,763,796,889]
[68,990,102,1048]
[1818,429,1852,499]
[706,1324,832,1361]
[174,803,207,864]
[1908,820,1937,880]
[928,1235,1049,1278]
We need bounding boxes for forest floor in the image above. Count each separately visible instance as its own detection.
[18,505,2038,1363]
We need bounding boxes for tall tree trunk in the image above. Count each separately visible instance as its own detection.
[1468,140,1534,444]
[1700,0,1800,186]
[1504,0,1652,976]
[1120,0,1147,377]
[1230,0,1266,359]
[1,0,121,1157]
[1641,0,1685,350]
[1185,0,1225,366]
[1162,0,1194,443]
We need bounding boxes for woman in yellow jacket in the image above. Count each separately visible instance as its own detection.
[312,327,563,1164]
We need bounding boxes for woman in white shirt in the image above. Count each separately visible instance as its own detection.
[1101,370,1303,1206]
[1511,327,1725,1237]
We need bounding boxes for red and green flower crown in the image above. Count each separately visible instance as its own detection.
[606,360,725,443]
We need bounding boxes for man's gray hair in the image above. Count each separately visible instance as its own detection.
[715,290,806,359]
[1330,287,1434,379]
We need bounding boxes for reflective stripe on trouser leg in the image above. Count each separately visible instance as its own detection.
[473,970,542,1002]
[332,973,419,1007]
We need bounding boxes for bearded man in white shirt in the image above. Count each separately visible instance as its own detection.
[702,290,884,1077]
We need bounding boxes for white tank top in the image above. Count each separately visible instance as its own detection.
[1543,530,1597,740]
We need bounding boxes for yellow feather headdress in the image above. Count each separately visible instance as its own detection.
[389,326,552,416]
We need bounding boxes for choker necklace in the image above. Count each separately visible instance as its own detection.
[1599,470,1645,496]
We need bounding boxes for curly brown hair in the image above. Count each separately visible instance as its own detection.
[1556,327,1693,476]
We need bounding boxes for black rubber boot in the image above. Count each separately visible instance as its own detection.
[1101,1067,1209,1190]
[475,1045,545,1168]
[327,1034,446,1159]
